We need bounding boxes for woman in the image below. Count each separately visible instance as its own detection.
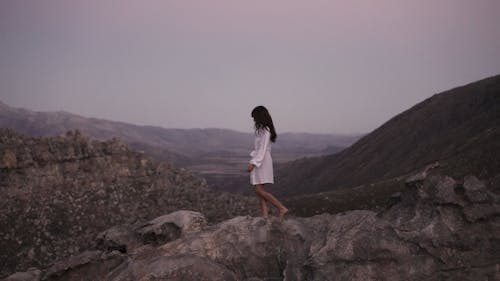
[247,105,288,218]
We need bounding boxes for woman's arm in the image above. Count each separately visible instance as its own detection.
[249,130,270,168]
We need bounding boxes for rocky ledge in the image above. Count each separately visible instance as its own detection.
[0,128,257,277]
[4,173,500,281]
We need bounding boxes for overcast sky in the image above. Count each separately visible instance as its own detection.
[1,0,499,134]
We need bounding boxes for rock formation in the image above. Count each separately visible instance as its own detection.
[0,128,258,277]
[4,173,499,281]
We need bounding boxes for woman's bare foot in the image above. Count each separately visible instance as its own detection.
[278,207,288,219]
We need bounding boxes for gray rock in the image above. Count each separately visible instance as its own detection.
[3,268,41,281]
[95,225,138,253]
[158,216,287,279]
[41,251,125,281]
[109,255,238,281]
[42,250,103,279]
[134,210,207,246]
[463,175,489,203]
[139,210,207,235]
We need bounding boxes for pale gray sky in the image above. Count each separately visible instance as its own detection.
[1,0,499,134]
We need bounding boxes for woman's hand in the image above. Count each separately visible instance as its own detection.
[247,164,254,172]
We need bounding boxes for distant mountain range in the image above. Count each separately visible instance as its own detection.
[273,74,500,197]
[0,101,358,160]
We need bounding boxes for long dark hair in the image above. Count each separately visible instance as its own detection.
[251,105,277,143]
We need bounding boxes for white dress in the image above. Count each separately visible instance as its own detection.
[249,129,274,185]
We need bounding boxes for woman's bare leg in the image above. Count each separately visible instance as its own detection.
[254,189,269,217]
[255,184,288,218]
[259,197,269,218]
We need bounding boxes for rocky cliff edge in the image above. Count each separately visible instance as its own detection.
[4,173,500,281]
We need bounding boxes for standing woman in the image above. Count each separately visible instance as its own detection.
[247,106,288,218]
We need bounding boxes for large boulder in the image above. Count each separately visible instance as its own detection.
[95,210,207,253]
[381,174,500,280]
[136,210,207,245]
[42,251,125,281]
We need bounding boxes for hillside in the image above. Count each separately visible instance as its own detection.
[0,128,258,277]
[273,74,500,196]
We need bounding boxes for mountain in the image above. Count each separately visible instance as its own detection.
[0,101,358,160]
[0,128,258,277]
[273,74,500,196]
[4,173,500,280]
